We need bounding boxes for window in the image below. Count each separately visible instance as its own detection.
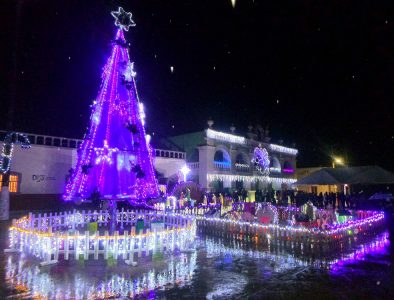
[0,174,19,193]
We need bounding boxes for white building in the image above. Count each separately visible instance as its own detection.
[160,124,298,193]
[0,131,185,196]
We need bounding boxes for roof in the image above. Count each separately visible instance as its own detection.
[296,166,394,185]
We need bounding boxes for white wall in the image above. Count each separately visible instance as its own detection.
[7,144,77,194]
[154,157,185,179]
[3,143,185,194]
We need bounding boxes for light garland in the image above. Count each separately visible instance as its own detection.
[206,128,246,144]
[207,173,297,185]
[0,132,31,174]
[269,144,298,155]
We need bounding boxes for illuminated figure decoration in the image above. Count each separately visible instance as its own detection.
[64,8,159,202]
[251,146,270,176]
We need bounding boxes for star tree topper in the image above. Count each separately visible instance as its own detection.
[111,7,136,31]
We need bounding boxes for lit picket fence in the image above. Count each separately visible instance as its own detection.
[5,209,196,266]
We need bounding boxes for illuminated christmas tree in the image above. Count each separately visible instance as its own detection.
[64,7,159,203]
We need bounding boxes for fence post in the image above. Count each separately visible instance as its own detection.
[104,230,109,260]
[94,231,99,260]
[65,232,69,260]
[84,231,89,260]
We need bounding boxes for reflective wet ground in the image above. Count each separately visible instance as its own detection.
[1,215,394,299]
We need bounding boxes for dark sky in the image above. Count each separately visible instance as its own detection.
[1,0,394,170]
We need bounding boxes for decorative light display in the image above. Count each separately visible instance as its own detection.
[111,7,136,31]
[64,11,159,201]
[197,210,384,238]
[206,128,246,144]
[94,140,118,165]
[0,132,31,174]
[269,144,298,155]
[207,173,297,185]
[180,165,191,182]
[7,210,196,265]
[251,147,270,175]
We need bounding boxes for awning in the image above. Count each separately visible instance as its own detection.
[296,166,394,185]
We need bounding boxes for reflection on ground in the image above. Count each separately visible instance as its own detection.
[2,231,392,299]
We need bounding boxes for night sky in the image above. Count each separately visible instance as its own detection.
[1,1,394,170]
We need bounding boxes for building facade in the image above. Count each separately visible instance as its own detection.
[0,131,185,196]
[161,125,298,193]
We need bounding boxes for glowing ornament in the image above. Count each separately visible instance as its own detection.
[94,140,118,165]
[251,147,270,175]
[111,7,136,31]
[124,62,136,80]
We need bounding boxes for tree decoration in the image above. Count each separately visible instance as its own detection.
[94,140,118,165]
[64,10,159,202]
[81,164,93,175]
[125,122,139,134]
[251,147,270,176]
[111,7,136,31]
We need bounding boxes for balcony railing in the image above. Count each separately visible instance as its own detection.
[234,163,250,172]
[0,130,186,159]
[213,161,231,170]
[0,130,83,149]
[187,162,200,170]
[154,149,186,159]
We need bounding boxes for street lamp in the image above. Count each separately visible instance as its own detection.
[180,165,191,182]
[332,157,345,168]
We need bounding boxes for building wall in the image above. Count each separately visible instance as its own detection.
[3,142,185,195]
[7,143,77,194]
[154,156,186,179]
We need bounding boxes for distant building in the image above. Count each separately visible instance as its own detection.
[159,122,297,193]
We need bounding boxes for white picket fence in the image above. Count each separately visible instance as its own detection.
[6,209,196,266]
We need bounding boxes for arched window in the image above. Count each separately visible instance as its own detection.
[235,153,246,164]
[283,161,294,173]
[270,156,281,172]
[213,148,231,169]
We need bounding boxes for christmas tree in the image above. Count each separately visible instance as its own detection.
[64,7,159,203]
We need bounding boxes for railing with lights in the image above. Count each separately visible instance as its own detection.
[213,161,231,169]
[5,209,196,266]
[197,210,384,243]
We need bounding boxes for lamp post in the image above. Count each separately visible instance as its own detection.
[180,165,191,182]
[332,157,345,168]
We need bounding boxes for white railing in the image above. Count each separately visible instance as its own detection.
[187,162,200,169]
[0,130,83,149]
[154,149,186,159]
[6,209,196,266]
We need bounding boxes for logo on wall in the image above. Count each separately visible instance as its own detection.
[32,175,56,183]
[251,147,270,176]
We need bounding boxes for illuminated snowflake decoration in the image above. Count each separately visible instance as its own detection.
[94,140,118,165]
[124,62,137,80]
[111,7,136,31]
[251,147,270,175]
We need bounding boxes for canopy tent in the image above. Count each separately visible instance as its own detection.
[296,166,394,186]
